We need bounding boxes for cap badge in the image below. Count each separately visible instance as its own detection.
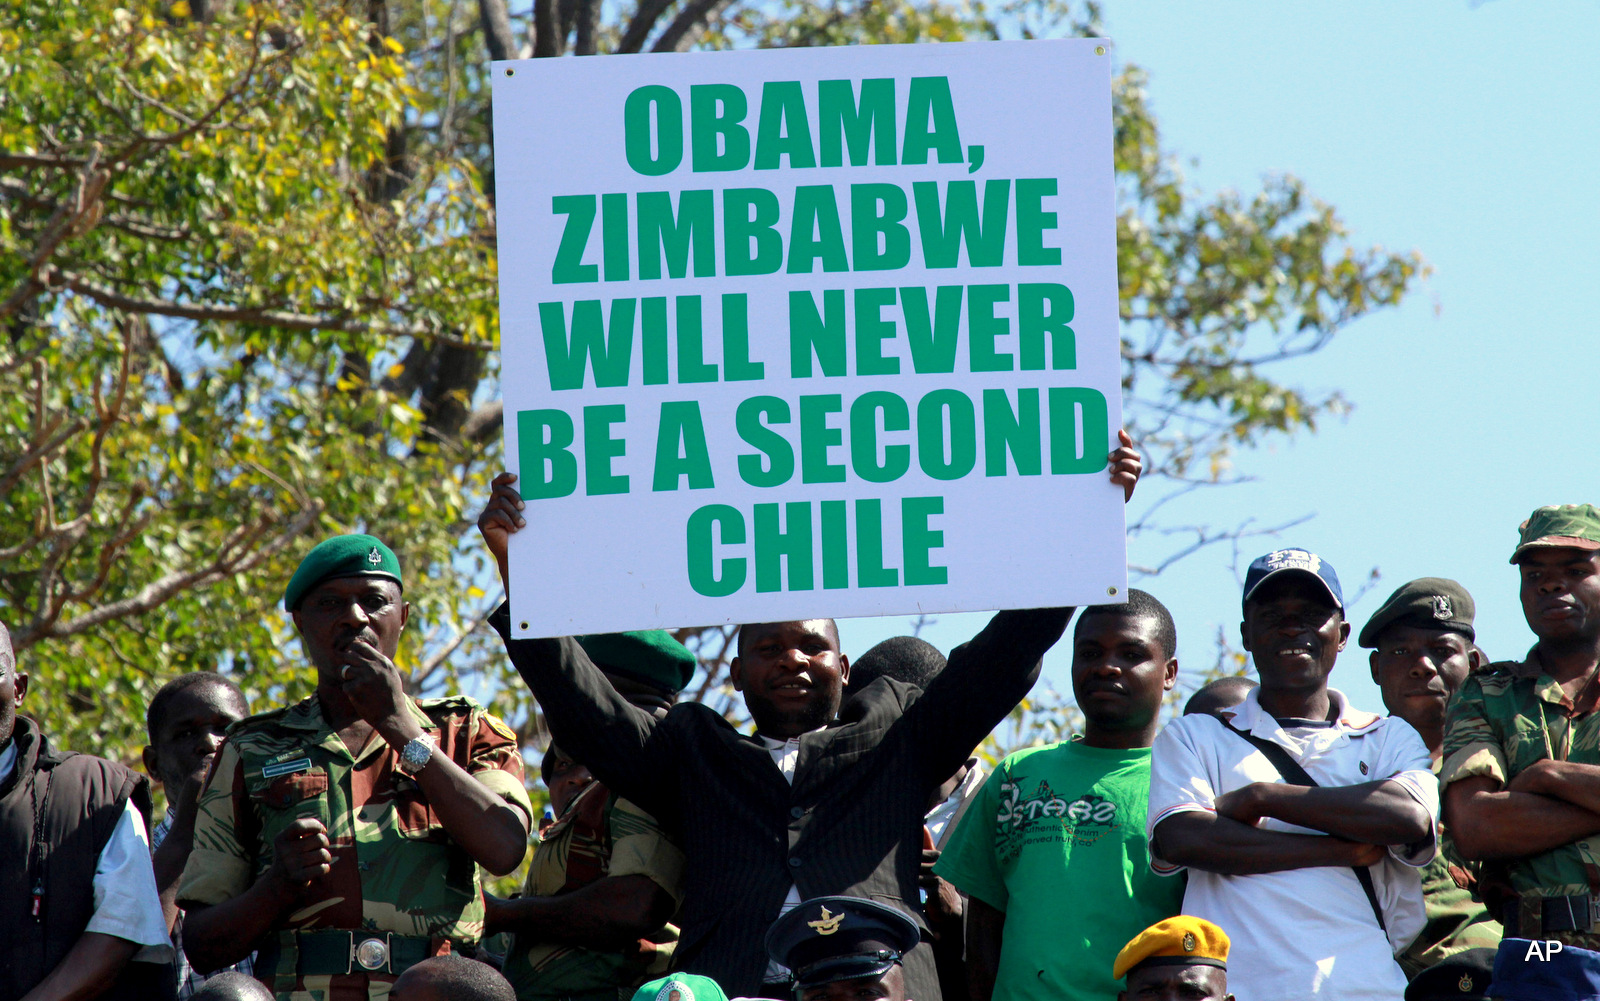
[807,906,844,935]
[1458,973,1473,992]
[1182,932,1197,952]
[367,547,383,566]
[1432,595,1452,620]
[655,981,693,1001]
[1265,549,1321,573]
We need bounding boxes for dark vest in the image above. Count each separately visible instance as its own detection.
[0,717,173,1001]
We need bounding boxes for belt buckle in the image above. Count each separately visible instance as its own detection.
[352,933,391,973]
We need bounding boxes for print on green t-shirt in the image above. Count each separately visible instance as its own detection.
[934,740,1183,1001]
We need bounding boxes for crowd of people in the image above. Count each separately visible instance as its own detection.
[3,435,1598,1001]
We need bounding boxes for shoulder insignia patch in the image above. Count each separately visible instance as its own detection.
[485,713,517,742]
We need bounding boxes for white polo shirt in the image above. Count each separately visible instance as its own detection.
[1146,688,1438,1001]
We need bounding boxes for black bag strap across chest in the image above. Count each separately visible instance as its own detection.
[1216,717,1388,933]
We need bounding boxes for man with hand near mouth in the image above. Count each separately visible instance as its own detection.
[934,590,1184,1001]
[1359,578,1501,976]
[476,431,1144,1001]
[1148,548,1439,1001]
[1442,504,1600,996]
[178,535,533,1000]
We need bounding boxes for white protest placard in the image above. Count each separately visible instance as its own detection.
[493,39,1124,638]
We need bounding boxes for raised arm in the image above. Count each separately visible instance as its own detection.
[479,473,676,820]
[1152,811,1386,875]
[1212,779,1433,846]
[906,607,1066,787]
[902,432,1142,784]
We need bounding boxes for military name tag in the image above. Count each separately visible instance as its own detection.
[261,756,313,779]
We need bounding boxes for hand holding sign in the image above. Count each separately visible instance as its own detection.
[480,433,1140,590]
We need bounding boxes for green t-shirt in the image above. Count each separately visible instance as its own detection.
[934,740,1183,1001]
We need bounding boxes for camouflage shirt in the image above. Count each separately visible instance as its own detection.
[178,693,533,1001]
[1397,761,1502,979]
[1441,646,1600,943]
[503,781,683,1001]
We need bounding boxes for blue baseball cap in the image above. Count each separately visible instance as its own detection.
[1490,938,1600,999]
[1242,548,1344,612]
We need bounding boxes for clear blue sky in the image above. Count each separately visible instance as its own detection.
[839,0,1600,715]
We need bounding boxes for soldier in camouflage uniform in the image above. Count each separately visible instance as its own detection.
[487,631,692,1001]
[178,535,533,1001]
[1358,578,1501,977]
[1442,505,1600,990]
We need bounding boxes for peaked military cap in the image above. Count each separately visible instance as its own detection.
[577,630,696,693]
[1359,577,1476,648]
[1511,503,1600,564]
[1112,915,1229,980]
[1405,948,1494,1000]
[764,896,920,990]
[283,534,402,611]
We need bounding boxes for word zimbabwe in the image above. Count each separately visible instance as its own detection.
[552,179,1061,282]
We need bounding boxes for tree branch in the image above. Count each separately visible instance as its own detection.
[617,0,676,53]
[14,500,325,649]
[55,271,494,350]
[478,0,516,60]
[650,0,734,52]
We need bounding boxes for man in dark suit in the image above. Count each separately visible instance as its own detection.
[477,434,1141,1001]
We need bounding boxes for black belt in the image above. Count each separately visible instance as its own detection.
[294,930,436,977]
[1505,895,1600,935]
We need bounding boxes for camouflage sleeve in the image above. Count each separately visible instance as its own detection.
[605,797,686,906]
[177,739,255,908]
[1439,676,1507,790]
[465,706,535,825]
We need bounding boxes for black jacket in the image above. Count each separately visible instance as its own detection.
[494,607,1068,1000]
[0,717,172,1001]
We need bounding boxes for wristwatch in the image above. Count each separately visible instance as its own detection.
[396,734,438,776]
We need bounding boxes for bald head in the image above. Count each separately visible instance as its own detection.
[391,956,514,1001]
[1183,676,1257,718]
[190,972,274,1001]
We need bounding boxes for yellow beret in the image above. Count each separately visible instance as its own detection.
[1112,916,1230,980]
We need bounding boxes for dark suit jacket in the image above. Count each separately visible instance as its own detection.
[493,607,1069,1000]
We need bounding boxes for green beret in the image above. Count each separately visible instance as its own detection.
[283,534,402,611]
[1358,577,1475,649]
[578,631,695,694]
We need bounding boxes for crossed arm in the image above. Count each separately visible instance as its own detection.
[1446,762,1600,861]
[1153,780,1431,876]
